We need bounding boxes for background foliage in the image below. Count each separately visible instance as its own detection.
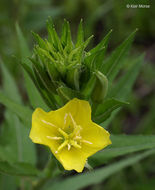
[0,0,154,190]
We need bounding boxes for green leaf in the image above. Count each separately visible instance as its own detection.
[15,23,49,110]
[94,98,129,123]
[0,59,22,104]
[0,91,32,127]
[90,135,155,166]
[108,54,144,100]
[103,55,144,128]
[0,111,36,164]
[136,98,155,133]
[45,149,155,190]
[0,145,16,163]
[0,175,18,190]
[102,29,138,82]
[0,161,40,177]
[15,23,30,62]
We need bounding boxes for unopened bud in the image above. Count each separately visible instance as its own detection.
[91,71,108,103]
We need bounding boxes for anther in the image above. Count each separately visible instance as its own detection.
[74,136,82,140]
[68,143,71,150]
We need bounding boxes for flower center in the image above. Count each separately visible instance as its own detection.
[55,126,82,153]
[46,113,92,154]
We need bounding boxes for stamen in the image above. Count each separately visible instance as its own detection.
[58,128,68,138]
[41,120,57,128]
[57,140,68,151]
[71,125,82,138]
[46,136,63,140]
[63,113,68,128]
[70,140,81,149]
[81,140,93,144]
[69,113,77,128]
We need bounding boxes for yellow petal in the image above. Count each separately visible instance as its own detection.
[59,98,91,126]
[54,147,87,172]
[29,108,60,152]
[80,122,111,157]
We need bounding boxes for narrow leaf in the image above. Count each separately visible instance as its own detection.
[94,98,129,123]
[108,54,144,100]
[0,161,40,177]
[0,59,22,104]
[16,23,49,110]
[0,111,36,165]
[102,29,138,81]
[46,149,155,190]
[0,92,32,127]
[90,135,155,166]
[103,55,144,128]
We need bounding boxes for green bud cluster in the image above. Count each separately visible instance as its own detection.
[27,18,109,109]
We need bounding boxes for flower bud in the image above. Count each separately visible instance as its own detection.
[91,71,108,103]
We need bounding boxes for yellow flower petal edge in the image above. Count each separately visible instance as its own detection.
[29,98,112,172]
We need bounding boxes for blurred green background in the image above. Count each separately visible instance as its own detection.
[0,0,155,190]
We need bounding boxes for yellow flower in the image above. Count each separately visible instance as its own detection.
[29,98,111,172]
